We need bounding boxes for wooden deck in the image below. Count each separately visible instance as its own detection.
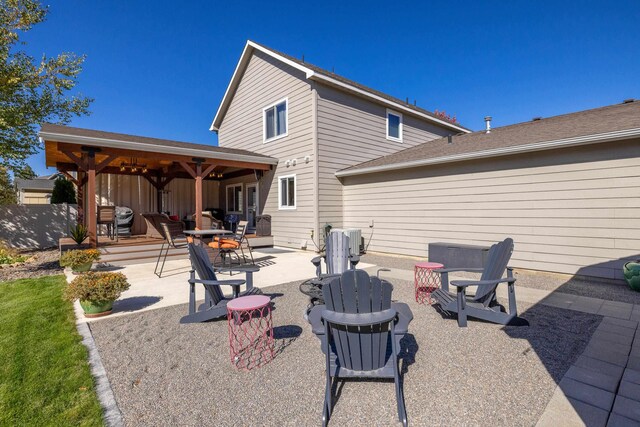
[97,234,273,266]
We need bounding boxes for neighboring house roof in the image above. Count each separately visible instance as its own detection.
[15,178,55,191]
[35,173,61,180]
[336,100,640,177]
[210,40,470,134]
[39,123,278,165]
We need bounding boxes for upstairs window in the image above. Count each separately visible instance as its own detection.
[386,109,403,142]
[226,184,243,213]
[278,175,296,209]
[263,98,288,142]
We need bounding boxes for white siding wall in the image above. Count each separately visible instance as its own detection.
[95,174,219,235]
[341,139,640,280]
[217,51,315,248]
[316,84,452,231]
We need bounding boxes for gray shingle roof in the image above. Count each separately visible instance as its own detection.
[339,100,640,175]
[15,178,55,191]
[39,124,275,160]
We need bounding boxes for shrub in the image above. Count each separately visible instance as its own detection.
[70,223,88,245]
[0,242,25,265]
[51,178,76,204]
[59,249,101,269]
[64,272,130,303]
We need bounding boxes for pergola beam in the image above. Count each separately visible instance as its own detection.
[57,142,272,171]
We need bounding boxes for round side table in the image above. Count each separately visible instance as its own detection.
[414,262,444,305]
[227,295,274,370]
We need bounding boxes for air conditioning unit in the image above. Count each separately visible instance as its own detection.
[330,228,363,256]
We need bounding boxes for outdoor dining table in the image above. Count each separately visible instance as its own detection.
[183,228,234,246]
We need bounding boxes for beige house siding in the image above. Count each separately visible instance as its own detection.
[94,174,219,235]
[341,139,640,280]
[217,50,315,248]
[316,84,453,230]
[20,190,51,204]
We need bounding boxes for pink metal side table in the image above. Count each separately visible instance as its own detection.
[227,295,274,370]
[414,262,444,305]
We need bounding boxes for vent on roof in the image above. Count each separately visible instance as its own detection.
[532,117,542,121]
[623,98,635,104]
[484,116,492,134]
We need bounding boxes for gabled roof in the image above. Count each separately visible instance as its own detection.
[210,40,470,134]
[336,100,640,177]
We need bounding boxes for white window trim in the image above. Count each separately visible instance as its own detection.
[226,183,243,214]
[263,97,289,143]
[278,174,297,210]
[386,109,403,142]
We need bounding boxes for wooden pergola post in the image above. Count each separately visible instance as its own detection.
[195,162,203,229]
[86,150,97,247]
[178,159,216,230]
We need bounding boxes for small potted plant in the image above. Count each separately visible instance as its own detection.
[64,271,130,317]
[60,249,101,273]
[623,260,640,292]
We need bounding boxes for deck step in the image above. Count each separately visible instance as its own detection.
[101,251,189,267]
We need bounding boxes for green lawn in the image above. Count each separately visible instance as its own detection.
[0,275,104,426]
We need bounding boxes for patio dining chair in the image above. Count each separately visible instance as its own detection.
[307,269,412,427]
[154,221,187,277]
[209,220,254,268]
[430,237,518,327]
[180,243,262,323]
[97,205,117,241]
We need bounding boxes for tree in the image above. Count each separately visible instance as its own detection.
[0,0,92,175]
[0,166,16,205]
[15,164,36,179]
[50,177,75,204]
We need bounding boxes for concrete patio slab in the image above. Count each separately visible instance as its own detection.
[607,413,640,427]
[536,387,609,427]
[69,247,373,323]
[623,369,640,386]
[565,365,623,393]
[558,377,616,411]
[574,356,625,380]
[619,380,640,402]
[612,396,640,422]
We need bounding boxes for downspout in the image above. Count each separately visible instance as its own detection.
[311,82,320,251]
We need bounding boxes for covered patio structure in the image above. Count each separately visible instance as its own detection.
[40,124,277,247]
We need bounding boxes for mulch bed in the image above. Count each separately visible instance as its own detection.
[0,248,63,282]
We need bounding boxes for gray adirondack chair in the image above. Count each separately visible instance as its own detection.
[310,269,412,427]
[180,243,262,324]
[430,237,517,327]
[311,232,360,279]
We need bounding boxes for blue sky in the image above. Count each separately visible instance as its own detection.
[23,0,640,175]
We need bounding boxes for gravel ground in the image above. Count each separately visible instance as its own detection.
[363,252,640,305]
[0,248,62,282]
[90,277,599,426]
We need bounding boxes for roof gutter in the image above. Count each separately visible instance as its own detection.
[39,131,279,165]
[335,127,640,178]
